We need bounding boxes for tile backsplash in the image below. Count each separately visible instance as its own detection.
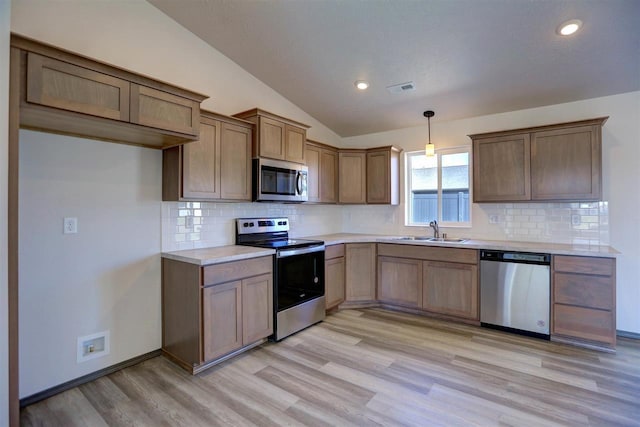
[162,202,343,252]
[479,202,609,245]
[162,200,610,252]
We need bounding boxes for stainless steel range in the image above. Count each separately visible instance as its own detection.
[236,218,325,341]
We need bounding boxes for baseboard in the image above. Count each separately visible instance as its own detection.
[617,330,640,340]
[20,349,161,407]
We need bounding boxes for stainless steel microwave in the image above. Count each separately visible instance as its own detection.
[253,158,308,202]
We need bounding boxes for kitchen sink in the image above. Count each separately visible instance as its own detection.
[391,236,467,243]
[427,237,467,243]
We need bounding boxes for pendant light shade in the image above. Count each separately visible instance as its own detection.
[424,110,435,157]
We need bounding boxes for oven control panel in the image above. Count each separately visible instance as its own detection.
[236,217,289,234]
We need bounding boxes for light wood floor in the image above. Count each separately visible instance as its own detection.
[21,308,640,426]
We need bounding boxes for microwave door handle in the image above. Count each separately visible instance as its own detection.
[296,172,302,195]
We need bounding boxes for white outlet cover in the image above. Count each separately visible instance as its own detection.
[63,217,78,234]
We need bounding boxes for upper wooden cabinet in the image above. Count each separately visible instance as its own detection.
[338,150,367,204]
[163,111,253,202]
[233,108,309,164]
[13,35,207,149]
[367,146,401,205]
[306,140,338,204]
[470,117,608,202]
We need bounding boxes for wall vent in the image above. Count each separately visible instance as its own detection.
[386,81,416,94]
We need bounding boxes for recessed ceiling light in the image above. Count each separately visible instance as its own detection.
[558,19,582,36]
[355,80,369,90]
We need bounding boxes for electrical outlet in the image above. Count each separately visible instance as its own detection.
[63,217,78,234]
[571,214,581,226]
[489,214,499,224]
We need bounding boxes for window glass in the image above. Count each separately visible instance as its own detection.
[406,148,471,227]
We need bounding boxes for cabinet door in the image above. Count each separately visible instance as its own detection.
[220,122,252,200]
[26,52,130,121]
[339,151,367,204]
[258,116,286,160]
[378,257,422,308]
[531,125,601,200]
[367,150,390,204]
[130,84,199,136]
[325,257,345,309]
[423,261,478,319]
[320,148,338,203]
[203,281,242,361]
[285,124,306,163]
[345,243,376,301]
[473,133,531,202]
[242,273,274,344]
[182,118,220,199]
[306,144,321,202]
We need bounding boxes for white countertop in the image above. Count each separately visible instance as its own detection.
[162,233,618,265]
[302,233,619,258]
[162,245,275,266]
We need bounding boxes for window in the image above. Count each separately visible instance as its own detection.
[406,147,471,227]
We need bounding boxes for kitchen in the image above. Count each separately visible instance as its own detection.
[2,0,640,425]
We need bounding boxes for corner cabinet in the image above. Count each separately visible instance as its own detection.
[162,256,273,374]
[338,150,367,204]
[470,117,608,202]
[338,146,402,205]
[162,111,253,202]
[306,140,338,204]
[344,243,377,303]
[552,255,616,351]
[233,108,309,164]
[13,35,207,149]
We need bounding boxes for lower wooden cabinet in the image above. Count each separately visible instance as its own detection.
[162,256,273,373]
[377,256,422,308]
[345,243,377,302]
[376,244,479,321]
[552,255,616,349]
[423,261,478,319]
[325,244,346,309]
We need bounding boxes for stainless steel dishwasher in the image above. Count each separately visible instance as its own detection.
[480,250,551,339]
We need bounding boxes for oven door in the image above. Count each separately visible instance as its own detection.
[276,245,325,311]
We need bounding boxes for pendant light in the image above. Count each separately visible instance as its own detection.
[424,110,435,157]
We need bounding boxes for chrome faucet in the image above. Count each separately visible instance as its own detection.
[429,220,439,239]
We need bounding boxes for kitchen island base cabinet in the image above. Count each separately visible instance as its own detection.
[162,256,273,374]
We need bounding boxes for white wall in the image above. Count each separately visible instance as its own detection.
[1,0,11,422]
[18,131,162,397]
[342,92,640,334]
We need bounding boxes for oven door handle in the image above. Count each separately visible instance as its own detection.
[277,245,325,258]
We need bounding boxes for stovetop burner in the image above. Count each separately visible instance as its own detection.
[235,218,323,250]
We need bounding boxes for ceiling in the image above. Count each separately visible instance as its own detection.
[149,0,640,137]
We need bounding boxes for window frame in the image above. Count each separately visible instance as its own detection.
[405,146,472,228]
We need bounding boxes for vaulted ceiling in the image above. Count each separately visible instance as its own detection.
[149,0,640,137]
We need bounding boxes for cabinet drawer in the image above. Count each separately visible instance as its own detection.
[26,52,130,121]
[554,255,614,276]
[554,273,613,310]
[553,304,615,345]
[130,84,200,136]
[203,256,272,287]
[325,244,345,259]
[378,244,477,264]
